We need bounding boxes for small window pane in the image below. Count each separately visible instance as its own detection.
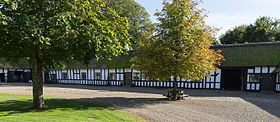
[51,74,57,80]
[249,74,260,82]
[95,72,101,80]
[62,73,68,79]
[109,73,116,80]
[133,72,140,80]
[81,72,87,79]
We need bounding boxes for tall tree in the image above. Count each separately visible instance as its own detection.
[220,16,280,44]
[132,0,222,99]
[106,0,152,49]
[0,0,130,109]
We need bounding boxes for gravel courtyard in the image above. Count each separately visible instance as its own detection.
[0,83,279,122]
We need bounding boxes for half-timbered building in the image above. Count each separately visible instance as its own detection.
[1,42,280,92]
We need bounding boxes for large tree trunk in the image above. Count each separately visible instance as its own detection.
[32,51,44,109]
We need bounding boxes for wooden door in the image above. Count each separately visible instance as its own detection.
[124,72,131,86]
[261,74,276,91]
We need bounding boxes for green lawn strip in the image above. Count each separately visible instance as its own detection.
[0,93,143,122]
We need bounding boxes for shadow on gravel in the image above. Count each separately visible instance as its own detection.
[182,89,280,118]
[2,83,280,118]
[76,97,169,109]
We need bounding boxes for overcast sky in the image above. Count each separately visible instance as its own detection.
[134,0,280,39]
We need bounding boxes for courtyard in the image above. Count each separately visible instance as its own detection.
[0,83,279,122]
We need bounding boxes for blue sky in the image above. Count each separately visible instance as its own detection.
[134,0,280,38]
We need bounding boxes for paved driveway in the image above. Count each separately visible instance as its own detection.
[0,83,279,122]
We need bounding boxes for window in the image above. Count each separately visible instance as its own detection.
[133,72,140,80]
[62,73,68,79]
[95,72,101,80]
[51,74,57,80]
[81,72,87,79]
[109,73,116,80]
[249,74,261,82]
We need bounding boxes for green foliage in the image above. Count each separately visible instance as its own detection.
[0,0,130,108]
[0,0,130,68]
[0,94,142,121]
[131,0,223,81]
[220,16,280,44]
[106,0,152,49]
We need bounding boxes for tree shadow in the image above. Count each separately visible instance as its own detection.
[180,89,280,118]
[2,83,280,118]
[76,97,169,110]
[0,98,105,117]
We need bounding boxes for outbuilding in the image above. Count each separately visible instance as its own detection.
[1,42,280,92]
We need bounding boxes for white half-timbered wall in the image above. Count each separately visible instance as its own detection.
[247,67,277,91]
[131,69,221,89]
[49,69,125,86]
[48,68,221,89]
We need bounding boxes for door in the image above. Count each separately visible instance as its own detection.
[124,72,131,86]
[23,72,31,82]
[260,74,276,91]
[0,73,4,82]
[221,69,242,90]
[7,71,15,82]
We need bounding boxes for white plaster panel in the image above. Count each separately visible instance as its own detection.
[215,83,220,89]
[256,84,260,90]
[255,67,261,73]
[206,83,209,88]
[251,84,255,90]
[24,69,30,72]
[206,76,210,82]
[211,84,214,88]
[248,69,254,73]
[276,84,280,91]
[262,67,268,73]
[269,67,276,73]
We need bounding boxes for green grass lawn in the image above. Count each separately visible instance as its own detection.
[0,94,143,122]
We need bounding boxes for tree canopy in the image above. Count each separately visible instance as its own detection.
[131,0,222,92]
[106,0,152,49]
[220,16,280,44]
[0,0,130,108]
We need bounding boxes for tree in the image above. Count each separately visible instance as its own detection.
[131,0,222,99]
[105,0,152,49]
[0,0,130,109]
[220,16,280,44]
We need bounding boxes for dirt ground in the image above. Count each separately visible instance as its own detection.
[0,83,279,122]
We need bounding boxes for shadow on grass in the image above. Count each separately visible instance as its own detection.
[0,98,104,117]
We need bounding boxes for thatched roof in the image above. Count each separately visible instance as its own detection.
[212,42,280,67]
[1,42,280,69]
[66,53,132,69]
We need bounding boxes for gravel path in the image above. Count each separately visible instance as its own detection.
[0,83,279,122]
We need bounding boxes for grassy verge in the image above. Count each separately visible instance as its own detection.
[0,93,143,122]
